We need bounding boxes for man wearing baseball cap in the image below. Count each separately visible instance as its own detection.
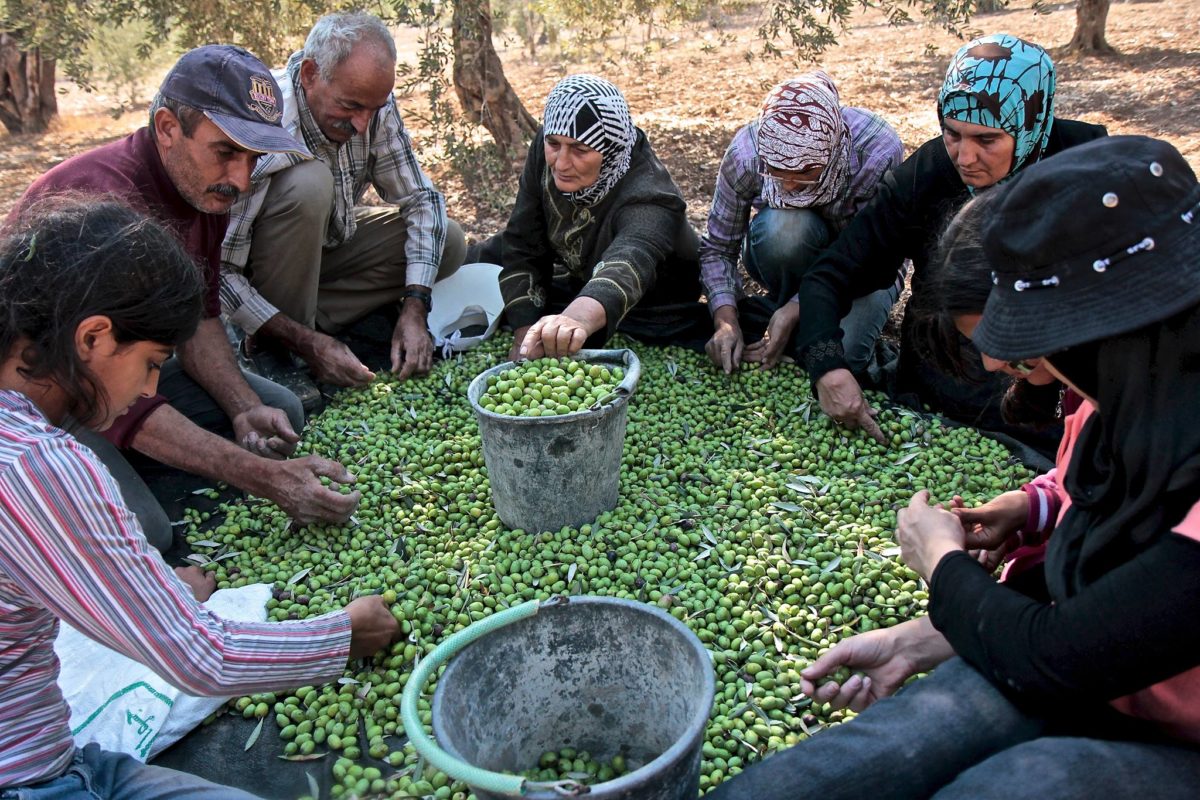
[8,45,361,554]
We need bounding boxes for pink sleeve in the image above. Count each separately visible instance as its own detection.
[0,436,352,696]
[1173,502,1200,543]
[1020,469,1060,545]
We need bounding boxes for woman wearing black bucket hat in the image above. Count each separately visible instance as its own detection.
[705,136,1200,799]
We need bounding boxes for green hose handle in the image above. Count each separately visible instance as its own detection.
[400,598,546,796]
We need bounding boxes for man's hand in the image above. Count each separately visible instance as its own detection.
[232,406,301,460]
[799,618,953,712]
[264,456,361,525]
[345,596,401,658]
[174,566,217,602]
[897,490,967,582]
[391,298,434,380]
[705,306,744,375]
[743,300,799,369]
[303,331,374,387]
[816,368,886,444]
[520,314,590,359]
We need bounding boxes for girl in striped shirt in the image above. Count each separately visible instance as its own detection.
[0,199,397,798]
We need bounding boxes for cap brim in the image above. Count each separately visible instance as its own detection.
[206,111,311,158]
[974,224,1200,360]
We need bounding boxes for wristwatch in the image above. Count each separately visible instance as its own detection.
[399,288,432,314]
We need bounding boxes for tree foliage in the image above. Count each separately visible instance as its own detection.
[1,0,1119,140]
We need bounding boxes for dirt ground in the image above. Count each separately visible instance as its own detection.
[1,0,1197,241]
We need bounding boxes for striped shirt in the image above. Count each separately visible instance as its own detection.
[698,107,904,312]
[220,51,448,335]
[0,391,351,788]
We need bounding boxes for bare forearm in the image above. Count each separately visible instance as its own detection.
[904,616,956,672]
[177,318,261,419]
[257,312,320,359]
[562,296,607,338]
[131,404,273,496]
[712,304,738,330]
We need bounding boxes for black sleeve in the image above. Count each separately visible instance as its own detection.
[497,131,554,330]
[929,535,1200,705]
[793,139,955,382]
[578,200,678,341]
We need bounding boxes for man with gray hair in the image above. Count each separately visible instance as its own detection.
[221,11,466,387]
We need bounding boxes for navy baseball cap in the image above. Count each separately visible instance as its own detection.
[158,45,310,158]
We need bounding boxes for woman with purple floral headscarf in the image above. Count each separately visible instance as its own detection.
[699,71,904,374]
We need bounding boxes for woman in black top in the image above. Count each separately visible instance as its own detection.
[476,74,707,361]
[705,136,1200,800]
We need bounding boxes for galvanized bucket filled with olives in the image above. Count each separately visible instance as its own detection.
[467,349,641,533]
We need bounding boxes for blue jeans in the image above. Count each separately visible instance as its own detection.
[704,658,1200,800]
[744,207,899,373]
[0,744,259,799]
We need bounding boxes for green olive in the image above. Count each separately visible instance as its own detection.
[187,334,1035,794]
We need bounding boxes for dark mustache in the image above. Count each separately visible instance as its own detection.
[207,184,240,199]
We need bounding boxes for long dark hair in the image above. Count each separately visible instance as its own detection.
[0,197,205,426]
[912,190,1062,428]
[910,192,997,377]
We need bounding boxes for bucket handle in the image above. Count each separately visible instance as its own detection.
[575,348,641,399]
[400,596,588,797]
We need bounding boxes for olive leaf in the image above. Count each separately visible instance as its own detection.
[244,716,264,751]
[287,568,312,586]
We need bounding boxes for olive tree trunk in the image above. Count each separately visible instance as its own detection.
[451,0,538,154]
[1066,0,1115,54]
[0,33,57,134]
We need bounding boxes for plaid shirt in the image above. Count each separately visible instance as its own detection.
[698,107,903,312]
[220,51,448,334]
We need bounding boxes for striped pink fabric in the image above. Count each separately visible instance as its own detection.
[0,391,352,788]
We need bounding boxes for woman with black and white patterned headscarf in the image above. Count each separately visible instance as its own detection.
[476,74,708,361]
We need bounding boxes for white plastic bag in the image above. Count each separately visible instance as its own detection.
[53,583,272,761]
[427,262,504,357]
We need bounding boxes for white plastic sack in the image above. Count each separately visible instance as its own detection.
[427,262,504,357]
[53,583,272,761]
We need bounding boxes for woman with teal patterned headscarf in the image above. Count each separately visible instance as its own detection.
[939,33,1057,187]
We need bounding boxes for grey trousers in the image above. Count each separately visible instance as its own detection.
[73,360,303,553]
[704,658,1200,800]
[243,159,467,333]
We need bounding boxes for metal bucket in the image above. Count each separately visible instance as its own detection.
[430,596,714,800]
[467,349,641,533]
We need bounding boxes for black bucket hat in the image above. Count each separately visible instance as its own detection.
[973,135,1200,361]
